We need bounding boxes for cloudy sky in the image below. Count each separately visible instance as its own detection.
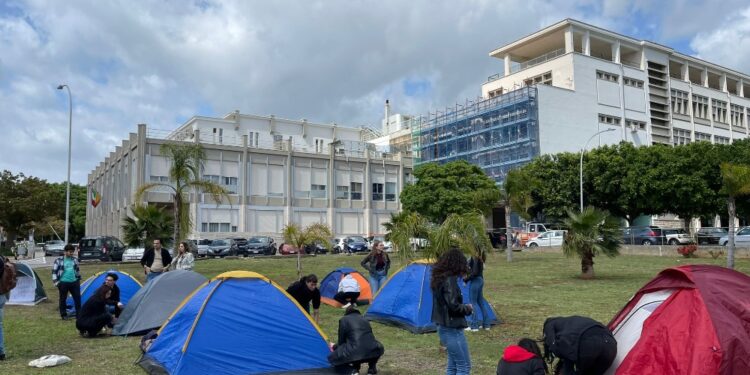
[1,0,750,185]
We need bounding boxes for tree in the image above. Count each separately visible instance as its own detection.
[719,163,750,269]
[135,143,228,244]
[400,160,501,223]
[561,207,621,279]
[121,204,174,248]
[521,153,580,222]
[429,212,493,261]
[0,170,61,246]
[383,211,430,262]
[502,168,538,262]
[282,222,332,278]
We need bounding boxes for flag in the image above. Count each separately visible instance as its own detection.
[91,188,101,208]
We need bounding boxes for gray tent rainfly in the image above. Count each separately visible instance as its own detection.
[7,262,48,305]
[112,270,207,336]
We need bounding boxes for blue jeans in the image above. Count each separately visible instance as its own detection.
[0,293,6,355]
[147,271,163,282]
[468,277,490,329]
[437,325,471,375]
[369,270,387,293]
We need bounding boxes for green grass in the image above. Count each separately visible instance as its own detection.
[3,252,749,374]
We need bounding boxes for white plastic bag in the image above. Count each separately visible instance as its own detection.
[28,354,72,368]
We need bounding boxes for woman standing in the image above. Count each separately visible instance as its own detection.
[431,248,473,375]
[465,254,490,331]
[170,242,195,271]
[360,241,390,293]
[76,285,115,338]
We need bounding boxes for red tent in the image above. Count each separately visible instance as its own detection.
[606,265,750,375]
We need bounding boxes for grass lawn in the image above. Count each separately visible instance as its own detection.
[3,251,749,374]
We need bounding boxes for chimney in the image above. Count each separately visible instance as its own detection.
[384,99,391,134]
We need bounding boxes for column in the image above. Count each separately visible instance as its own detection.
[682,62,689,82]
[721,74,728,92]
[285,140,293,226]
[564,26,574,53]
[611,40,621,64]
[738,79,744,97]
[363,149,371,236]
[503,54,511,76]
[327,143,336,235]
[239,135,248,232]
[702,68,708,87]
[583,30,590,56]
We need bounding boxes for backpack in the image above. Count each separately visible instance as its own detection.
[0,255,18,295]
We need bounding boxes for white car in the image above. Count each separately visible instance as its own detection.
[720,227,750,246]
[663,228,694,245]
[367,236,393,252]
[122,247,145,262]
[526,230,566,248]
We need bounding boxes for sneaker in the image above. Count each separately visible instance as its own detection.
[471,328,479,332]
[464,327,472,331]
[342,303,351,309]
[484,326,491,331]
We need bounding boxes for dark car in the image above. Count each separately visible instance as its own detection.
[696,227,728,245]
[622,226,666,246]
[229,237,249,256]
[342,236,368,253]
[246,236,276,256]
[207,239,235,258]
[304,241,329,255]
[78,236,127,262]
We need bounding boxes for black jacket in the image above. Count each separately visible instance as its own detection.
[360,252,390,275]
[140,248,172,269]
[465,257,484,282]
[431,276,471,329]
[496,345,547,375]
[543,316,610,363]
[286,280,321,311]
[328,309,384,366]
[76,295,112,336]
[105,283,120,304]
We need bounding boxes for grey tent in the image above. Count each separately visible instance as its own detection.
[112,270,207,336]
[7,262,47,305]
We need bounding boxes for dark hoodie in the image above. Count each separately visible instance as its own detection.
[497,345,547,375]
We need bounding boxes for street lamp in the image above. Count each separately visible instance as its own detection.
[580,128,616,212]
[57,84,72,245]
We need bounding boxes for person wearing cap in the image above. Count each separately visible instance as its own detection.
[52,244,81,320]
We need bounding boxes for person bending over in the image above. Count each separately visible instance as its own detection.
[76,285,115,338]
[334,273,361,308]
[497,338,547,375]
[328,305,384,375]
[543,316,617,375]
[286,274,321,323]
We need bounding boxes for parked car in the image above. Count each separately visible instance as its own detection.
[207,239,236,258]
[78,236,127,261]
[621,226,665,246]
[719,227,750,246]
[342,236,369,253]
[526,230,567,247]
[366,235,392,252]
[246,236,277,255]
[122,247,145,262]
[332,238,344,253]
[663,228,694,245]
[229,237,249,256]
[696,227,728,245]
[44,240,66,256]
[278,243,301,255]
[189,239,212,257]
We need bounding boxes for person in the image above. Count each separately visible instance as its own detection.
[465,254,490,332]
[286,274,321,323]
[542,316,617,375]
[170,241,195,271]
[76,285,115,338]
[328,305,384,375]
[334,273,361,308]
[140,239,172,281]
[360,241,390,293]
[52,244,81,320]
[103,273,123,318]
[431,247,473,375]
[0,254,11,360]
[497,338,547,375]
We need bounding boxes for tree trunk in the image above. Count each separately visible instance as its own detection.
[727,197,736,269]
[296,243,302,279]
[580,251,595,279]
[173,194,181,246]
[683,217,692,237]
[505,205,513,262]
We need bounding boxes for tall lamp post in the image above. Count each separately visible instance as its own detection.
[57,84,73,245]
[580,128,616,212]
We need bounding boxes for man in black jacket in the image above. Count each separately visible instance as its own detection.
[543,316,617,375]
[328,306,384,375]
[140,239,172,282]
[286,274,321,323]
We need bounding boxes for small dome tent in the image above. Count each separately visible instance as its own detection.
[319,267,372,307]
[7,262,47,305]
[67,269,142,314]
[138,271,337,375]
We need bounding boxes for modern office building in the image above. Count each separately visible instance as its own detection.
[86,112,413,240]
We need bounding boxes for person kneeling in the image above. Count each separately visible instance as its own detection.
[76,285,115,338]
[333,273,360,308]
[497,338,547,375]
[543,316,617,375]
[328,306,384,375]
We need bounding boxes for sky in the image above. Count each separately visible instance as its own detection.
[1,0,750,185]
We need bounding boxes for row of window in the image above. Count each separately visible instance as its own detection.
[201,222,238,233]
[671,89,746,127]
[595,71,644,88]
[598,115,647,130]
[524,71,552,86]
[332,182,397,201]
[673,130,731,145]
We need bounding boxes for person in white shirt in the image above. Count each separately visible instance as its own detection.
[334,273,361,309]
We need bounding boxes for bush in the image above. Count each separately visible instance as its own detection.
[677,244,697,258]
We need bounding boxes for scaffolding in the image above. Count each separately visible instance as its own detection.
[412,86,539,183]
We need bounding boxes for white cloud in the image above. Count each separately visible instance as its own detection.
[690,6,750,74]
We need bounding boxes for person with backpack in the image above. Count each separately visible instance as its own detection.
[497,338,547,375]
[542,316,617,375]
[52,244,82,320]
[0,253,19,360]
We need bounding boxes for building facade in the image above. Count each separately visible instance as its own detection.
[86,113,413,241]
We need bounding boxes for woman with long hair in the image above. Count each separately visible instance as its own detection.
[170,241,195,271]
[431,248,473,375]
[465,252,490,331]
[497,338,548,375]
[76,285,115,338]
[360,240,390,293]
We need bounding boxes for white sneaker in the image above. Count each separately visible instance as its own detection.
[484,326,491,331]
[464,327,472,331]
[471,328,479,332]
[342,303,351,309]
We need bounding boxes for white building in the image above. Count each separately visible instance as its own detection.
[86,112,413,241]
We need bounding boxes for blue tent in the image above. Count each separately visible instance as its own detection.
[319,267,372,307]
[138,271,337,375]
[67,269,142,314]
[365,261,499,334]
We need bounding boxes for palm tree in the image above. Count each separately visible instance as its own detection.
[135,143,228,244]
[383,211,429,262]
[121,204,174,248]
[429,212,493,261]
[719,163,750,269]
[493,168,537,262]
[561,207,620,279]
[282,222,332,278]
